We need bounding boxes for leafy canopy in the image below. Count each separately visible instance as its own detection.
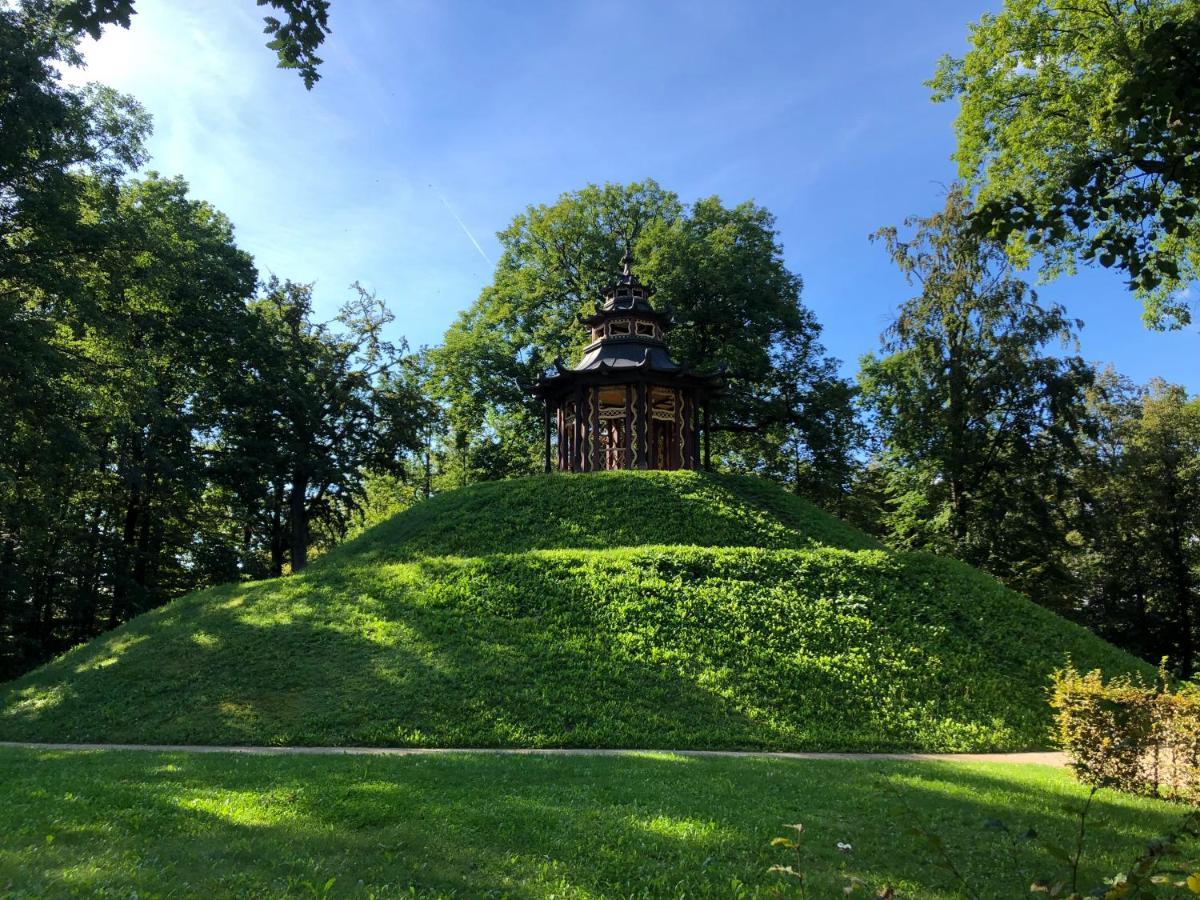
[1072,373,1200,674]
[432,180,856,498]
[931,0,1200,327]
[45,0,332,88]
[216,278,430,573]
[859,188,1095,606]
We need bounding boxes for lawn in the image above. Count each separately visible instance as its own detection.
[0,748,1190,898]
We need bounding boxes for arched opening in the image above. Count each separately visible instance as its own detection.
[649,387,679,470]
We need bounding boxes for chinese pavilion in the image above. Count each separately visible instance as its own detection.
[529,252,724,473]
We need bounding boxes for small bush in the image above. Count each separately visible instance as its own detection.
[1052,666,1200,801]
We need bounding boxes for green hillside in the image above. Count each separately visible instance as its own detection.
[0,471,1150,751]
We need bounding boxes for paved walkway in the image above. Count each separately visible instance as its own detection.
[0,741,1067,766]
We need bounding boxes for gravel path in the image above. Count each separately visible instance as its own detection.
[0,741,1067,766]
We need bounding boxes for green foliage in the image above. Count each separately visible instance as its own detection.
[213,278,430,574]
[930,0,1200,327]
[0,471,1149,751]
[431,181,858,498]
[0,750,1188,898]
[258,0,332,88]
[859,188,1095,611]
[0,172,259,677]
[1051,666,1200,802]
[43,0,333,87]
[1070,374,1200,676]
[0,0,424,675]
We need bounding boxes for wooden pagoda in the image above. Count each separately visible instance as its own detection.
[529,252,724,473]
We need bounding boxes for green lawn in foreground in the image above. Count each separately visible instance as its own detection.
[0,749,1189,898]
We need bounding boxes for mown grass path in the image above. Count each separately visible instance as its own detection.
[0,740,1066,766]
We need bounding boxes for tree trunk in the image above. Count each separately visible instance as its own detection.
[423,429,433,499]
[108,484,141,628]
[268,479,285,577]
[289,471,309,572]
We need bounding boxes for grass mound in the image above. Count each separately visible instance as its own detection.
[0,470,1150,750]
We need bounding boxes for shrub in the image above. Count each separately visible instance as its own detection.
[1052,666,1200,801]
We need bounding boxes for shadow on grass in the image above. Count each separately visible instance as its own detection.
[0,561,779,748]
[0,750,1189,898]
[0,544,1140,753]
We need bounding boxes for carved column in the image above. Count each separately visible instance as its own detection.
[588,386,600,471]
[634,381,648,469]
[690,392,702,470]
[624,384,634,470]
[556,406,565,471]
[573,386,584,472]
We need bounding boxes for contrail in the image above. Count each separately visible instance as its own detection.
[430,184,492,267]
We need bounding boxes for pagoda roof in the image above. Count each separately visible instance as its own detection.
[579,249,673,328]
[575,337,681,372]
[530,341,725,399]
[527,251,725,400]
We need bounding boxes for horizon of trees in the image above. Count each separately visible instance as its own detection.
[1,0,1198,681]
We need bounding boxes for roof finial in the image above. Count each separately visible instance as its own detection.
[621,247,633,277]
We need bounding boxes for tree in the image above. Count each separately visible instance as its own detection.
[0,173,258,676]
[0,0,388,680]
[931,0,1200,327]
[431,181,858,501]
[1,3,149,291]
[217,279,428,573]
[639,198,861,502]
[1073,374,1200,674]
[1,4,159,676]
[859,188,1095,607]
[90,174,258,625]
[46,0,333,88]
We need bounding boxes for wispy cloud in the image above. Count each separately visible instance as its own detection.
[431,184,492,266]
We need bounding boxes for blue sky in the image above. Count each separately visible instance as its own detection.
[67,0,1197,390]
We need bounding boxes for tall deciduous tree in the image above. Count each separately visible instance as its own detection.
[930,0,1200,327]
[0,173,258,676]
[432,181,858,501]
[639,199,861,503]
[218,279,428,573]
[1073,373,1200,674]
[859,188,1095,607]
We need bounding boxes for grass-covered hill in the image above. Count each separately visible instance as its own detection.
[0,471,1151,751]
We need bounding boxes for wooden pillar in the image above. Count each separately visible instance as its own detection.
[624,384,633,469]
[676,388,686,472]
[542,402,552,474]
[556,406,564,471]
[634,382,648,469]
[588,386,601,471]
[702,399,711,471]
[573,386,584,472]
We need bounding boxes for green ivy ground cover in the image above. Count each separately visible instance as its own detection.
[0,471,1151,750]
[0,748,1188,898]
